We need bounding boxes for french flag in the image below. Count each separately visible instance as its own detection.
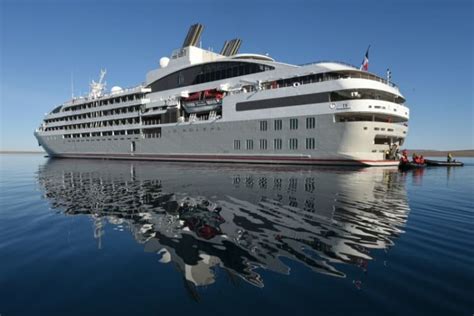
[360,46,370,71]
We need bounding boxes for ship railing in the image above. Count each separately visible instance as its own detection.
[298,60,398,89]
[179,112,221,123]
[63,84,146,106]
[345,72,398,89]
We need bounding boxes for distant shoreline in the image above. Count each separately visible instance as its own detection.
[0,151,44,154]
[405,149,474,157]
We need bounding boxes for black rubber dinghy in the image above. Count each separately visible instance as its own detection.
[399,162,427,170]
[425,159,464,167]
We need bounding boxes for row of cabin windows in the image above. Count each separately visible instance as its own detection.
[63,129,141,138]
[149,61,275,92]
[259,117,316,131]
[45,105,141,125]
[65,137,140,143]
[45,117,141,131]
[236,90,406,113]
[61,94,143,113]
[234,138,316,150]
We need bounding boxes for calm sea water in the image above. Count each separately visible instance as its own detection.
[0,154,472,316]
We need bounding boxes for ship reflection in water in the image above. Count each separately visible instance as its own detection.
[37,159,410,293]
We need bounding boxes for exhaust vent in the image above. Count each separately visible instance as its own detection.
[182,23,204,48]
[220,38,242,56]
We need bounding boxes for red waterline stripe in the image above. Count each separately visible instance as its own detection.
[53,152,398,164]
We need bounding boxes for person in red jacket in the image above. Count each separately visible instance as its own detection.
[400,150,409,164]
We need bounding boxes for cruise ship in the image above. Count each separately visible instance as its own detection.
[35,24,409,166]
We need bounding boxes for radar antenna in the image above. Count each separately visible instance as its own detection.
[89,69,107,99]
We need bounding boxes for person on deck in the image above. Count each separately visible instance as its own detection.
[389,144,399,160]
[447,152,453,163]
[412,153,418,163]
[400,150,409,164]
[419,155,425,164]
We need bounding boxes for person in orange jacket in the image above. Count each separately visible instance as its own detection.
[400,150,409,164]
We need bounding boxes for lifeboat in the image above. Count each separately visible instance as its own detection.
[182,89,224,113]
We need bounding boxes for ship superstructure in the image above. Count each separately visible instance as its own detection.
[35,24,409,166]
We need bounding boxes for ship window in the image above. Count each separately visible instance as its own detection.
[237,89,403,111]
[274,138,282,150]
[178,72,184,85]
[246,139,254,150]
[289,138,298,150]
[305,138,315,149]
[306,117,316,129]
[259,139,267,150]
[290,118,298,130]
[144,128,161,138]
[259,121,267,131]
[148,61,274,92]
[274,120,282,130]
[50,105,62,114]
[374,136,390,145]
[233,140,241,150]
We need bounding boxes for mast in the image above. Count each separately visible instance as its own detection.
[89,69,107,99]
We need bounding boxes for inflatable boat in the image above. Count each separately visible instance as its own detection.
[425,159,464,167]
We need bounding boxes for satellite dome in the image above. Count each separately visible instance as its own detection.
[159,57,170,68]
[110,86,123,95]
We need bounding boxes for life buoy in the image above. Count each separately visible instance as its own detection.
[293,82,301,87]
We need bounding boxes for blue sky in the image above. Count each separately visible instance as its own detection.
[1,0,472,151]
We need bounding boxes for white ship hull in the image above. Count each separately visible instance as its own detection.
[36,111,407,166]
